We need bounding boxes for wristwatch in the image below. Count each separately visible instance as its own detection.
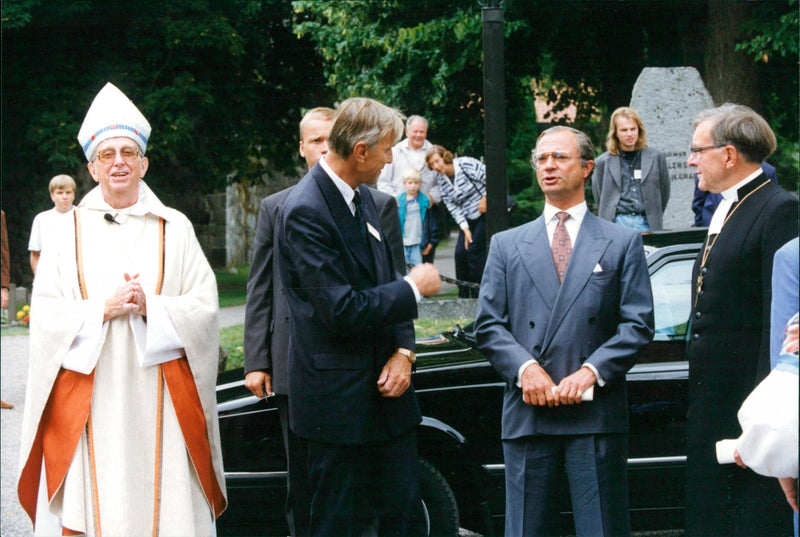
[395,347,416,364]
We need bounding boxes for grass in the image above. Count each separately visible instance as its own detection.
[1,325,29,336]
[215,263,464,307]
[215,264,250,308]
[220,324,245,370]
[221,317,471,371]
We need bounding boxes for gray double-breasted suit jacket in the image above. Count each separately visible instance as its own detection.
[475,210,654,438]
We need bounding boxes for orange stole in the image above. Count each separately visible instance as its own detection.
[161,357,227,517]
[17,359,227,531]
[17,368,94,534]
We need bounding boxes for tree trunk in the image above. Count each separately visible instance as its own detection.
[704,0,760,108]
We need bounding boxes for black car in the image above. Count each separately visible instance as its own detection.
[215,229,705,537]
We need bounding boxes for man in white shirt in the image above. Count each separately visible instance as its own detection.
[28,174,76,274]
[377,115,442,262]
[277,98,440,536]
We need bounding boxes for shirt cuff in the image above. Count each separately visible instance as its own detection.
[404,276,422,303]
[516,359,538,388]
[582,363,605,386]
[459,221,470,231]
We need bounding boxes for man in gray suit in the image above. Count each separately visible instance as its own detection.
[475,126,654,536]
[243,106,405,536]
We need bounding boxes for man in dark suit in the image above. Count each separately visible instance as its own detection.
[475,126,654,537]
[684,103,798,537]
[277,97,440,537]
[244,106,405,537]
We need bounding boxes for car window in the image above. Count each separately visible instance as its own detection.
[651,258,693,340]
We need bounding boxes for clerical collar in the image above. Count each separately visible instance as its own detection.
[720,167,764,203]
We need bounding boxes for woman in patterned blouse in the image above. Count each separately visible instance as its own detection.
[426,145,487,298]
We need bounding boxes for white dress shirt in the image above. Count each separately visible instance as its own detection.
[320,157,422,302]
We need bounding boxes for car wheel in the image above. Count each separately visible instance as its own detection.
[408,458,460,537]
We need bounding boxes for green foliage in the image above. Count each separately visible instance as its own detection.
[734,0,798,62]
[293,0,488,156]
[1,0,40,29]
[509,185,544,228]
[2,0,332,234]
[220,324,245,370]
[734,0,799,189]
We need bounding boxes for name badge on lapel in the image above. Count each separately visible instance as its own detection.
[634,169,642,180]
[367,222,381,241]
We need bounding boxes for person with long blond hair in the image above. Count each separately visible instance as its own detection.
[592,106,670,231]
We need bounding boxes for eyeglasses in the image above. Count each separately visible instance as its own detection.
[94,146,141,164]
[689,144,726,156]
[531,151,581,170]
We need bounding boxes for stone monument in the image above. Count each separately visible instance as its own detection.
[630,67,714,229]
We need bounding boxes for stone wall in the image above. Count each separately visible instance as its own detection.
[195,192,228,268]
[630,67,714,229]
[224,170,300,268]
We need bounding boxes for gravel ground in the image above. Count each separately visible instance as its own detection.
[1,331,33,537]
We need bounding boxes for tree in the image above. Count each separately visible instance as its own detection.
[704,1,760,107]
[2,0,331,279]
[292,0,796,206]
[734,0,799,188]
[293,0,489,156]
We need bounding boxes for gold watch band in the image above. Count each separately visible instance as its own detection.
[395,347,416,364]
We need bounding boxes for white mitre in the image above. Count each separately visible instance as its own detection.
[77,82,151,162]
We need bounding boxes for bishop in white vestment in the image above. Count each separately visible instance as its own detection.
[17,82,226,536]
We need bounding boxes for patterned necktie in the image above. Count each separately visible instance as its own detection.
[353,190,366,240]
[551,211,572,282]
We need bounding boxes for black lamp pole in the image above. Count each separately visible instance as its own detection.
[481,0,508,240]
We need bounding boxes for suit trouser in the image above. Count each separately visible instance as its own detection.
[276,395,311,537]
[503,434,630,537]
[421,204,441,264]
[306,430,419,537]
[454,215,486,298]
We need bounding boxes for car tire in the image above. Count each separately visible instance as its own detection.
[408,458,460,537]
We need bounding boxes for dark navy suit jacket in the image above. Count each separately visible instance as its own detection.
[244,186,404,394]
[278,163,420,444]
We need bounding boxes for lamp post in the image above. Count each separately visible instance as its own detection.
[481,0,508,240]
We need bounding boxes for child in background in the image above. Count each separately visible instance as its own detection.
[28,174,76,274]
[396,168,438,271]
